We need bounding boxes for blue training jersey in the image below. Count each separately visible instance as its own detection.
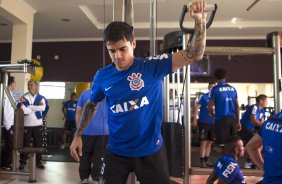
[209,82,238,121]
[258,111,282,183]
[214,154,246,184]
[77,89,109,136]
[240,104,265,130]
[64,100,77,121]
[198,93,214,124]
[90,54,172,157]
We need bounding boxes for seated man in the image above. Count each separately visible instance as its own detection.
[206,137,246,184]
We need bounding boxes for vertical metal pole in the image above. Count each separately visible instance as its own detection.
[183,34,191,184]
[163,76,170,122]
[0,79,3,168]
[149,0,156,56]
[272,32,282,113]
[172,73,176,122]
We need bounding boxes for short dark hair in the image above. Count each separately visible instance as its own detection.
[256,94,267,103]
[103,21,134,43]
[71,92,77,98]
[214,68,226,80]
[225,136,242,153]
[8,76,15,86]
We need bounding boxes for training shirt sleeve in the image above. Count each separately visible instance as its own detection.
[77,90,87,108]
[143,54,172,79]
[90,70,105,103]
[209,87,215,101]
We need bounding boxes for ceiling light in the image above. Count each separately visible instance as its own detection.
[231,17,238,24]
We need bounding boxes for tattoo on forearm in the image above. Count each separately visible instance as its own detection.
[183,21,206,60]
[75,101,98,136]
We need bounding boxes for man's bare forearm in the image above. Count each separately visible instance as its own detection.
[185,21,206,59]
[75,101,99,136]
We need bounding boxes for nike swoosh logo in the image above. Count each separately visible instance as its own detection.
[105,86,113,91]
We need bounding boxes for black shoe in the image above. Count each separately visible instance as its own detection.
[19,164,25,171]
[36,163,45,169]
[200,160,207,168]
[205,160,214,167]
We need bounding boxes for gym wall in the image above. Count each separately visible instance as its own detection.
[0,39,276,83]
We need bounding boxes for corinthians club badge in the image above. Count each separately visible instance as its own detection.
[127,73,144,91]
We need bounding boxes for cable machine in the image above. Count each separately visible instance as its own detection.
[162,4,281,184]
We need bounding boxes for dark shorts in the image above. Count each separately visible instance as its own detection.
[80,135,108,181]
[101,145,170,184]
[64,120,76,131]
[237,126,255,146]
[215,116,236,146]
[198,121,215,141]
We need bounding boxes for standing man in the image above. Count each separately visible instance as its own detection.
[18,80,46,170]
[239,94,267,168]
[76,89,109,184]
[246,110,282,183]
[192,81,216,168]
[206,137,246,184]
[208,68,241,151]
[71,2,207,183]
[61,92,77,149]
[1,76,16,170]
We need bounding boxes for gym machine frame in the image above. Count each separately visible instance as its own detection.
[0,60,44,183]
[162,4,281,183]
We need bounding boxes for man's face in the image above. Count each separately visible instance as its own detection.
[260,98,268,108]
[106,38,136,71]
[28,82,37,95]
[235,139,245,157]
[11,81,16,90]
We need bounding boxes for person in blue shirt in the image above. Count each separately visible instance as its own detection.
[61,92,78,149]
[192,81,216,168]
[208,68,241,152]
[76,89,109,184]
[70,2,207,183]
[239,94,267,169]
[206,137,246,184]
[246,111,282,184]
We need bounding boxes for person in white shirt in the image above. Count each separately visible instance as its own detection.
[18,80,46,170]
[1,76,16,170]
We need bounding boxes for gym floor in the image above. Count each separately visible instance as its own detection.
[0,161,262,184]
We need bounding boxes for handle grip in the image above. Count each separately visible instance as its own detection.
[179,4,217,34]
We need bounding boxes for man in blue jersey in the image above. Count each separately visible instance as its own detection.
[70,2,207,183]
[192,81,216,168]
[61,92,78,149]
[76,89,109,184]
[208,68,241,152]
[206,137,246,184]
[246,111,282,184]
[238,94,267,168]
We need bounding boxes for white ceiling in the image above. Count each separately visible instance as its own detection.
[0,0,282,42]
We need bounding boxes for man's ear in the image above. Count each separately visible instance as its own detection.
[132,39,136,49]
